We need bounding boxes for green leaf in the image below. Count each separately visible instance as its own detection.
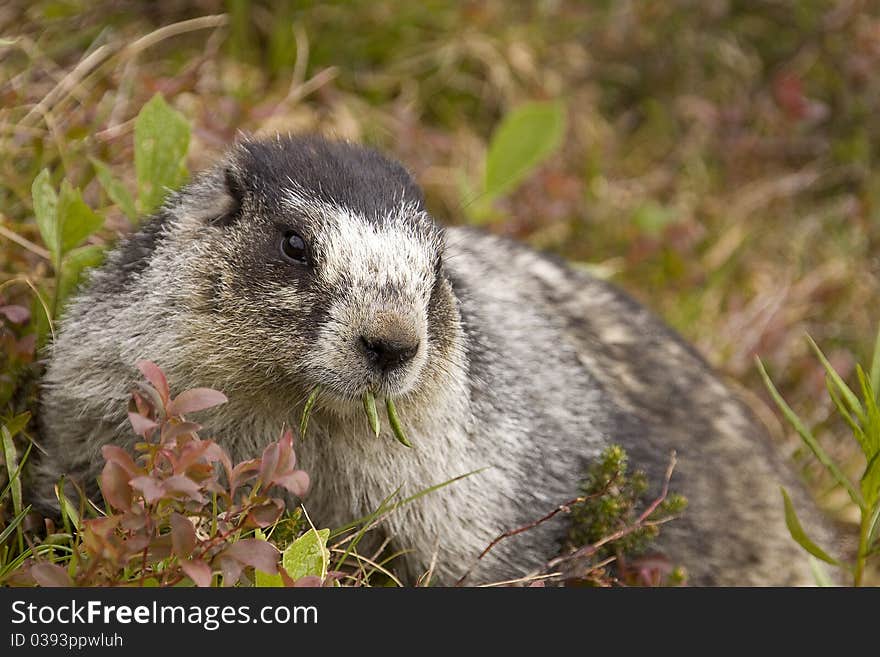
[870,321,880,400]
[55,481,80,532]
[331,468,486,539]
[90,158,137,220]
[483,100,566,202]
[856,365,880,460]
[808,556,834,587]
[867,500,880,548]
[3,412,31,438]
[807,335,864,424]
[632,201,676,236]
[254,569,284,587]
[0,441,31,506]
[281,528,330,582]
[254,529,284,587]
[757,356,864,508]
[57,181,103,257]
[57,245,105,304]
[826,378,864,447]
[32,169,59,259]
[135,93,190,214]
[300,387,321,440]
[1,427,22,517]
[0,504,31,548]
[781,487,842,566]
[862,452,880,509]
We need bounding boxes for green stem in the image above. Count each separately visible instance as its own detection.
[50,253,62,320]
[854,511,870,587]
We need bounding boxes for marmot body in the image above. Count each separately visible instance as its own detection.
[35,135,832,585]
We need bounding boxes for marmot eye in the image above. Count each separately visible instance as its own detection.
[280,231,308,265]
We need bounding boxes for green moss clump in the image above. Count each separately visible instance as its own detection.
[566,445,688,585]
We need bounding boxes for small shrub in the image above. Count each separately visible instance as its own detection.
[564,445,687,586]
[4,360,322,588]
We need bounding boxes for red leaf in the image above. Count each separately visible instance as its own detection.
[292,575,323,587]
[134,383,164,416]
[223,538,278,574]
[130,475,164,504]
[163,475,204,502]
[100,445,139,477]
[100,460,133,511]
[15,333,36,359]
[163,421,202,443]
[229,459,261,492]
[31,562,73,587]
[172,438,223,476]
[86,515,121,538]
[0,305,30,324]
[258,430,308,496]
[128,412,158,438]
[244,499,284,528]
[217,556,243,587]
[202,441,231,469]
[180,559,213,587]
[773,72,807,120]
[168,388,228,417]
[278,429,296,467]
[170,513,197,558]
[279,568,297,587]
[136,360,170,405]
[202,441,233,485]
[259,441,280,487]
[274,470,310,498]
[124,531,151,555]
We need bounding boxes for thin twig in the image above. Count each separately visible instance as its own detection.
[0,277,55,341]
[546,451,678,572]
[477,572,559,588]
[283,67,339,107]
[100,14,229,141]
[329,547,404,587]
[481,496,585,561]
[20,44,115,127]
[418,538,441,587]
[0,221,50,260]
[120,14,229,60]
[455,467,625,586]
[291,23,309,91]
[454,494,591,586]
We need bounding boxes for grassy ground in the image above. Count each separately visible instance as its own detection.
[2,0,880,582]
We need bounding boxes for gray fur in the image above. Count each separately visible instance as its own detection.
[34,135,835,586]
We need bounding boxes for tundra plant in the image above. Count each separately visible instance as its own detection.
[758,327,880,586]
[2,361,329,588]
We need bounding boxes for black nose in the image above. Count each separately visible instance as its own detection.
[360,336,419,372]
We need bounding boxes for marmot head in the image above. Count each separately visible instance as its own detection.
[163,135,463,413]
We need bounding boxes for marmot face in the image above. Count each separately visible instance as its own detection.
[173,136,460,410]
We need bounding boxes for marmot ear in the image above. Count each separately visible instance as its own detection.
[207,166,244,228]
[173,164,244,229]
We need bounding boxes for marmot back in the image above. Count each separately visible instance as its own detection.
[34,134,834,585]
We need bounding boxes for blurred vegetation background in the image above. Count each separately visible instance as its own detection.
[2,0,880,526]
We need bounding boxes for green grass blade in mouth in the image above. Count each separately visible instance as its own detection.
[299,386,321,439]
[386,396,412,448]
[363,391,380,437]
